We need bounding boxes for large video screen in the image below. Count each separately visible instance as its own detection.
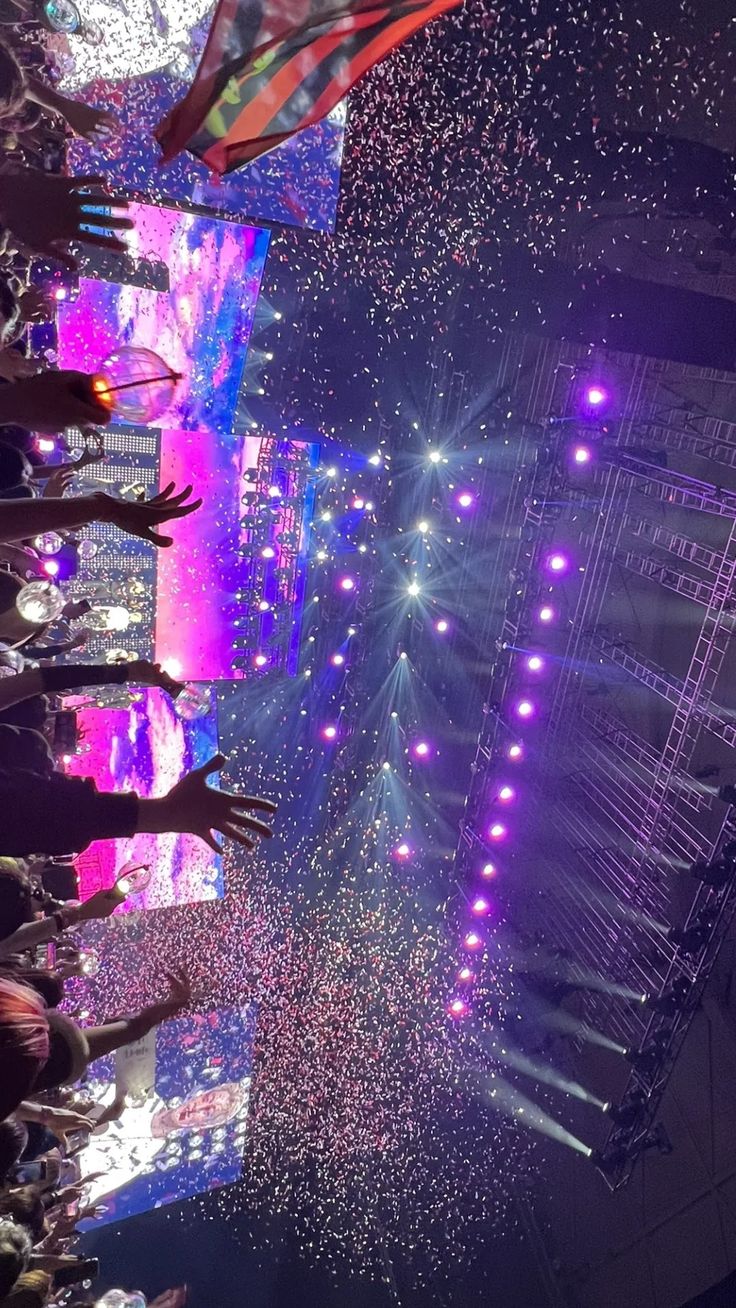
[57,202,270,436]
[67,687,223,908]
[154,431,318,682]
[48,2,346,232]
[81,1003,255,1227]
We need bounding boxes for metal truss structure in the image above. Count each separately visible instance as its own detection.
[455,333,736,1189]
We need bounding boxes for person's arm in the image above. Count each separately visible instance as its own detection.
[0,754,275,856]
[0,482,200,544]
[0,659,182,715]
[0,887,125,958]
[25,76,118,142]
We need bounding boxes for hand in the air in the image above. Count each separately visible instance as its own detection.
[18,285,54,325]
[76,885,126,922]
[126,659,185,698]
[101,482,202,546]
[62,99,119,143]
[161,754,277,854]
[0,170,132,270]
[42,466,75,498]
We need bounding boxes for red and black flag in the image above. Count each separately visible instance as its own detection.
[156,0,460,174]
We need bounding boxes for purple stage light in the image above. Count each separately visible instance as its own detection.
[353,497,365,510]
[537,604,555,624]
[257,600,270,612]
[261,545,276,559]
[498,785,515,803]
[526,655,544,672]
[339,575,356,592]
[457,491,475,510]
[481,862,497,879]
[322,725,338,741]
[507,743,523,761]
[435,618,449,634]
[546,551,568,575]
[457,966,474,982]
[331,652,345,667]
[471,896,490,915]
[448,997,468,1018]
[42,560,60,577]
[488,821,507,841]
[515,699,535,719]
[267,484,282,499]
[395,841,412,860]
[583,383,609,410]
[254,654,268,668]
[413,740,432,760]
[463,931,482,950]
[573,444,593,465]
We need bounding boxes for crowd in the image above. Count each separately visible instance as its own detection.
[0,18,276,1307]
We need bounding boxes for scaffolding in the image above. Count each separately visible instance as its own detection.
[454,334,736,1189]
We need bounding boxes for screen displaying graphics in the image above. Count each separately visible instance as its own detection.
[80,1004,256,1227]
[49,2,346,232]
[155,432,319,682]
[56,202,270,436]
[67,687,222,908]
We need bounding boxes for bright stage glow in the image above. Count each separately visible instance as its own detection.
[257,600,270,612]
[538,605,555,623]
[448,998,468,1017]
[261,545,276,559]
[417,520,430,533]
[435,618,449,634]
[546,552,568,574]
[457,966,474,982]
[583,383,609,410]
[368,453,382,467]
[413,740,432,759]
[254,654,268,668]
[515,699,535,719]
[42,560,60,577]
[481,862,497,878]
[325,466,337,478]
[507,744,523,761]
[471,897,490,915]
[395,842,412,860]
[353,497,365,510]
[489,822,507,841]
[322,725,338,740]
[267,485,281,499]
[457,491,475,509]
[428,450,442,464]
[526,655,544,672]
[463,931,482,950]
[498,785,515,803]
[407,581,421,597]
[573,444,592,465]
[331,653,346,667]
[37,438,55,453]
[339,576,356,592]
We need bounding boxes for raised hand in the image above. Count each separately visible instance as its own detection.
[161,753,277,854]
[126,659,185,698]
[61,100,119,143]
[0,170,132,270]
[101,482,203,546]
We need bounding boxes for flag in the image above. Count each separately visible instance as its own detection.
[156,0,460,174]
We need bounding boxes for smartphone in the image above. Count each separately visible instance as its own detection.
[53,1258,99,1288]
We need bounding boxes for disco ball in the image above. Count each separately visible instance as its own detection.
[42,0,81,32]
[32,532,63,555]
[95,347,179,424]
[16,580,65,625]
[77,539,99,562]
